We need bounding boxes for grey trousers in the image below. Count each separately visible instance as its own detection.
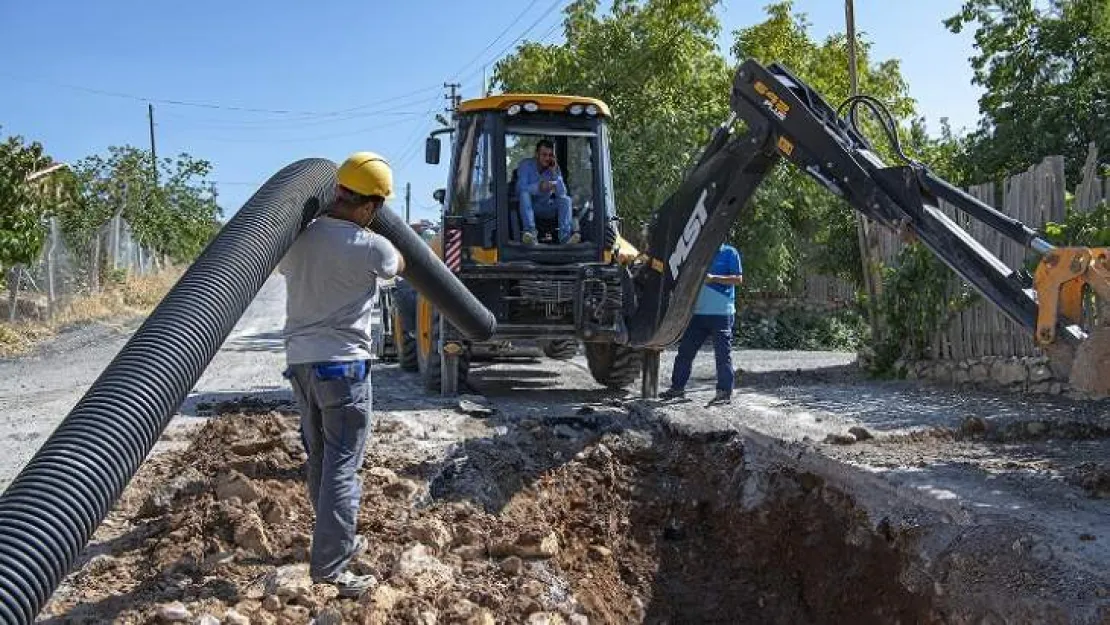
[285,361,372,580]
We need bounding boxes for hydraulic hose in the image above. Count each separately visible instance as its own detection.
[0,157,494,624]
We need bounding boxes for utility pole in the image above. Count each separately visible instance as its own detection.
[845,0,883,344]
[148,104,158,185]
[444,82,461,117]
[405,182,411,223]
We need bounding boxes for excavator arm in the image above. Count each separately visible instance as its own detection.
[625,58,1109,394]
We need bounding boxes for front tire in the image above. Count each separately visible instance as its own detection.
[416,294,470,395]
[543,339,579,360]
[584,342,641,389]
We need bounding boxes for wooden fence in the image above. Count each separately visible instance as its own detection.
[868,143,1106,360]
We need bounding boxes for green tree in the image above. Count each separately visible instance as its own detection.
[61,146,222,266]
[944,0,1110,184]
[728,0,921,290]
[0,129,53,271]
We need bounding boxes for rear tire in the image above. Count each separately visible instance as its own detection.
[543,339,579,360]
[584,342,641,389]
[397,312,419,372]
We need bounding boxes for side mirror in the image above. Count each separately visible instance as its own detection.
[425,137,441,165]
[433,188,446,204]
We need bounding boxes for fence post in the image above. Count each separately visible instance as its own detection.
[6,267,20,323]
[89,232,101,294]
[46,218,58,320]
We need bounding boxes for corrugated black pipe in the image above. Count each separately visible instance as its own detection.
[369,206,495,340]
[0,158,494,624]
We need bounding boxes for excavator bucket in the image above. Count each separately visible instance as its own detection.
[1034,247,1110,396]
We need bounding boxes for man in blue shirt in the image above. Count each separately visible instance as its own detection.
[660,243,743,405]
[516,139,579,245]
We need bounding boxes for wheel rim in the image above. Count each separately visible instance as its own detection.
[416,295,434,365]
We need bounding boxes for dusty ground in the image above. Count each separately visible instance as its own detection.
[39,378,942,625]
[9,273,1110,623]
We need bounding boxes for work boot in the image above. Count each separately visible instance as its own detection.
[314,536,372,597]
[522,231,537,245]
[325,569,377,598]
[659,387,685,400]
[565,232,581,245]
[708,390,732,406]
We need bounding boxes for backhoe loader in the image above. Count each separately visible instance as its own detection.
[388,59,1110,398]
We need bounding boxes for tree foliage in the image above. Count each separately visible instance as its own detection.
[727,1,920,290]
[945,0,1110,184]
[1,123,223,286]
[61,146,222,264]
[0,129,54,269]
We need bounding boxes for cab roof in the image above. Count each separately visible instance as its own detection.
[457,94,611,118]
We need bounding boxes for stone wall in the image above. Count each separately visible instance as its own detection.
[899,355,1078,397]
[738,296,849,318]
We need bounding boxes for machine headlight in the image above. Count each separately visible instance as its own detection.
[585,104,599,116]
[568,104,584,115]
[523,101,540,112]
[507,104,522,116]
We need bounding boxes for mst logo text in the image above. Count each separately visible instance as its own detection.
[668,188,709,280]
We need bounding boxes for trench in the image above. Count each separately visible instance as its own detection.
[430,420,939,625]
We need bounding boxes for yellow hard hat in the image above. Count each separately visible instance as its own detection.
[337,151,393,198]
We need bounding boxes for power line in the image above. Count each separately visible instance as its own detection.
[183,115,426,144]
[160,110,424,133]
[0,71,442,118]
[156,89,441,129]
[447,0,546,82]
[455,0,568,88]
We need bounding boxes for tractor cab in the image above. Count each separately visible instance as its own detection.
[425,94,618,266]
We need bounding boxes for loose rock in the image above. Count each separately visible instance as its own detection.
[155,602,189,622]
[589,545,612,559]
[314,608,343,625]
[394,544,455,592]
[412,517,453,550]
[457,394,494,416]
[824,433,857,445]
[527,612,566,625]
[500,556,523,575]
[366,583,407,611]
[216,470,262,503]
[234,512,272,557]
[224,609,251,625]
[230,438,278,456]
[195,614,220,625]
[262,595,282,612]
[847,426,873,441]
[264,564,312,599]
[468,609,497,625]
[139,468,206,517]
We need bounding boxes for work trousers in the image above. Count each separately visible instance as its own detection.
[284,360,372,580]
[520,192,574,242]
[671,314,735,392]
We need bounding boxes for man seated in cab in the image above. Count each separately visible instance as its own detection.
[516,139,579,245]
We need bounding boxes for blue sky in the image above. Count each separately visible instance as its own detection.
[0,1,983,224]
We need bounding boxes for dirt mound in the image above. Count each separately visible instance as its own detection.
[41,410,941,624]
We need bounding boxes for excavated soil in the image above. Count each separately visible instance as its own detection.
[39,406,943,625]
